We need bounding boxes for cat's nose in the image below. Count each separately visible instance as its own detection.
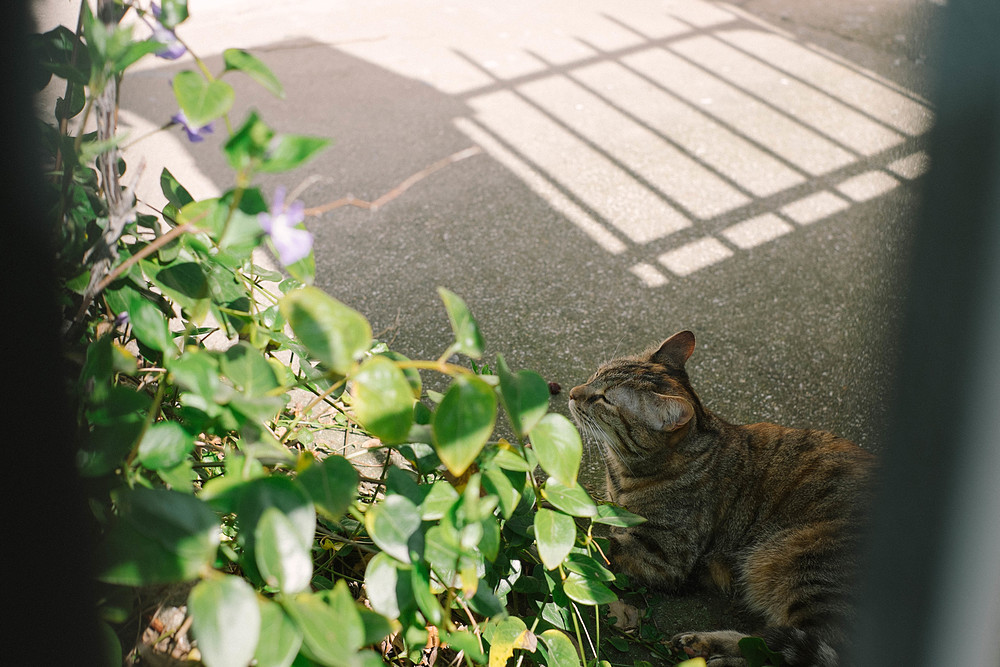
[568,385,587,402]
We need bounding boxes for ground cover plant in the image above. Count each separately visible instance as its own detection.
[39,2,775,666]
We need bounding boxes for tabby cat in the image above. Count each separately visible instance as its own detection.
[567,331,876,667]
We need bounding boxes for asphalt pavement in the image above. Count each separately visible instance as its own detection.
[36,0,942,644]
[103,0,940,477]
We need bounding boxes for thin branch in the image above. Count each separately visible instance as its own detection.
[70,221,194,327]
[303,146,482,216]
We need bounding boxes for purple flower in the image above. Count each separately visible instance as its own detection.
[259,186,313,266]
[147,3,186,60]
[171,110,214,143]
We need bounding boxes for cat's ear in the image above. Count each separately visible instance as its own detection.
[650,330,696,368]
[636,393,694,432]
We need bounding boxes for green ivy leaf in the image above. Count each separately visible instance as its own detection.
[351,355,414,444]
[220,341,280,397]
[424,523,482,592]
[496,354,550,437]
[146,261,210,313]
[255,507,313,594]
[442,630,487,664]
[490,446,535,472]
[282,583,365,664]
[563,552,615,582]
[364,552,407,619]
[562,571,617,606]
[296,455,358,521]
[280,286,371,374]
[34,25,91,86]
[167,348,223,402]
[593,503,647,527]
[173,71,235,128]
[158,0,190,29]
[540,478,596,518]
[410,561,444,627]
[432,375,497,477]
[188,575,260,667]
[98,488,219,586]
[438,287,484,359]
[223,48,284,98]
[534,508,576,570]
[137,421,194,471]
[482,466,521,520]
[160,167,194,209]
[223,111,273,171]
[254,598,302,667]
[125,289,173,355]
[538,629,581,667]
[260,134,330,173]
[365,493,422,563]
[529,413,582,486]
[487,617,534,667]
[420,480,460,521]
[739,636,786,666]
[358,607,393,647]
[79,334,113,404]
[237,477,316,584]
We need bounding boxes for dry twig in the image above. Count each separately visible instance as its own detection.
[304,146,482,216]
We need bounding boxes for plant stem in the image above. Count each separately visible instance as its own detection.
[395,358,473,377]
[279,377,347,444]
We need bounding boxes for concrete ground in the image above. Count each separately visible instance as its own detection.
[36,0,942,653]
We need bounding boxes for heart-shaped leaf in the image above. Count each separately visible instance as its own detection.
[432,376,497,477]
[223,48,284,98]
[351,355,414,444]
[188,575,260,667]
[255,507,312,594]
[593,503,647,527]
[497,354,549,437]
[365,493,422,563]
[538,629,581,667]
[534,508,575,570]
[296,455,358,521]
[279,287,371,374]
[541,478,596,518]
[220,341,280,397]
[136,421,194,471]
[487,617,535,667]
[172,71,234,127]
[260,134,330,173]
[562,571,617,606]
[254,598,302,667]
[438,287,484,359]
[530,413,582,485]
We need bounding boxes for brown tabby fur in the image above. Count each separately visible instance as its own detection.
[567,331,876,667]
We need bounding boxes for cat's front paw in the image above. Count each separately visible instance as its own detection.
[671,630,747,666]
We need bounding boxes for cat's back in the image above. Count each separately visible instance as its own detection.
[728,421,876,527]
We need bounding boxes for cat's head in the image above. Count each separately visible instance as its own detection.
[568,331,700,465]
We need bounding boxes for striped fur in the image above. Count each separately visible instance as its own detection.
[568,331,875,667]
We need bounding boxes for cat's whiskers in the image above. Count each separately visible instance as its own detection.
[575,412,634,476]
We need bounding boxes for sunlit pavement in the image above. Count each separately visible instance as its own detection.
[38,0,937,461]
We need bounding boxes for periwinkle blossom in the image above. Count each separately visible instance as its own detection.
[259,186,314,266]
[147,3,186,60]
[171,110,214,143]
